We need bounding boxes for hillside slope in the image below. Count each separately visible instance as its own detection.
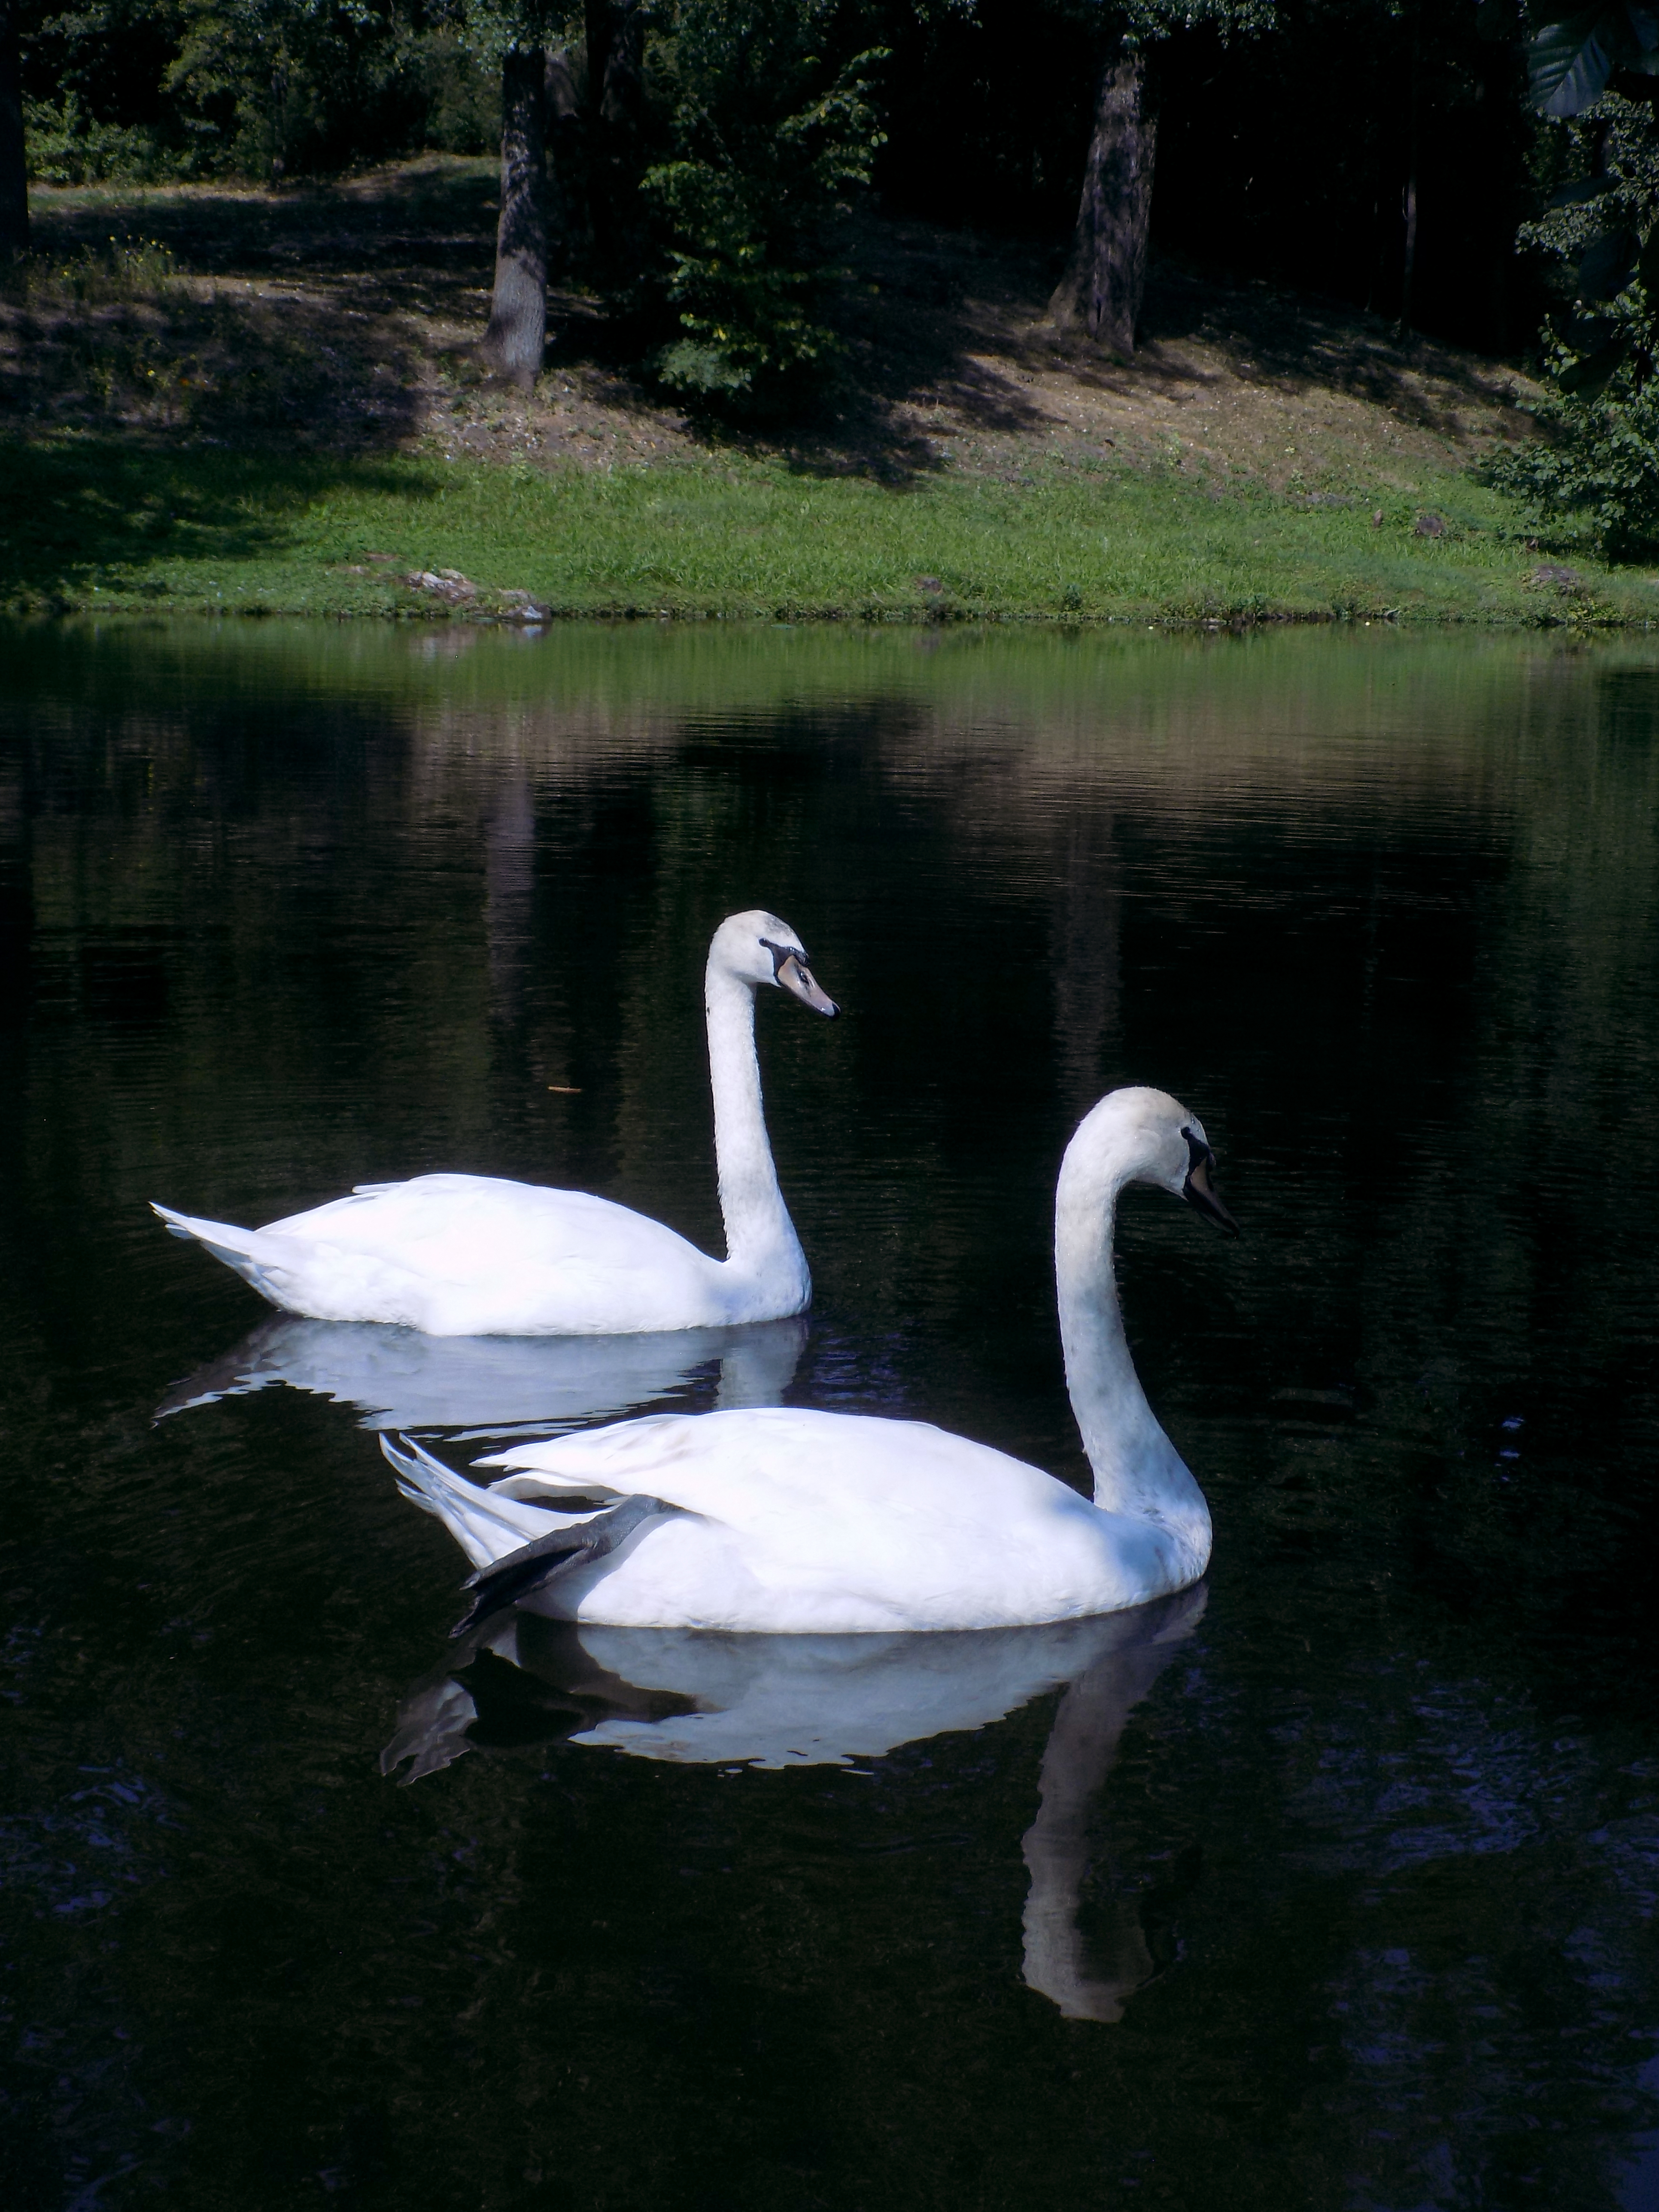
[0,159,1643,625]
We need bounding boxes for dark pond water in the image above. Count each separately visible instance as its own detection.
[2,618,1658,2212]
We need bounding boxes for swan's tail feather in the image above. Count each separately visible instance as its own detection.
[382,1434,666,1637]
[451,1493,664,1639]
[150,1203,293,1308]
[380,1433,554,1571]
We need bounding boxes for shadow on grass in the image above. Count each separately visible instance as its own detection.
[0,438,437,606]
[1,269,439,458]
[5,163,1535,507]
[1135,259,1530,443]
[706,219,1061,486]
[24,158,498,307]
[1,160,507,459]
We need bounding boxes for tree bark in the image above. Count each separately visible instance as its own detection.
[1397,4,1421,334]
[481,46,550,389]
[545,42,585,264]
[584,0,644,270]
[586,0,644,132]
[0,0,29,260]
[1049,47,1156,355]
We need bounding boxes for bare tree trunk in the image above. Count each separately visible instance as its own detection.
[584,0,644,271]
[481,46,549,389]
[1397,4,1421,334]
[1049,47,1156,355]
[0,0,29,260]
[545,43,586,266]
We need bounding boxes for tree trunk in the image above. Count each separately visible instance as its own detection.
[0,0,29,260]
[481,47,549,389]
[587,0,643,131]
[584,0,644,271]
[1049,47,1156,355]
[545,43,585,264]
[1397,4,1421,334]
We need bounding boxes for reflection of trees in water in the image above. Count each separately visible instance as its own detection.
[6,629,1659,2204]
[8,629,1656,1466]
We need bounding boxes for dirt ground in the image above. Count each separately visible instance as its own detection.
[0,155,1541,493]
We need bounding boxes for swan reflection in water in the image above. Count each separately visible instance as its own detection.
[382,1583,1204,2024]
[156,1312,808,1437]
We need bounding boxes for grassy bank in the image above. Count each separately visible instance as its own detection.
[6,432,1653,626]
[2,164,1653,627]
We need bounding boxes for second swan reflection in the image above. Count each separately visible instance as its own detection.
[382,1589,1206,2024]
[157,1312,810,1437]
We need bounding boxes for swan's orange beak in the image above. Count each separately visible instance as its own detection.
[1183,1146,1239,1238]
[776,953,839,1018]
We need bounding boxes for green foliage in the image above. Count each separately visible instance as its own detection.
[22,95,167,185]
[20,0,498,182]
[1496,85,1659,554]
[1527,3,1659,117]
[641,0,886,409]
[1106,0,1273,40]
[1488,346,1659,557]
[161,0,497,177]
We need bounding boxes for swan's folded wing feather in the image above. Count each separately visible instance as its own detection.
[267,1177,708,1274]
[474,1409,1111,1625]
[233,1178,726,1333]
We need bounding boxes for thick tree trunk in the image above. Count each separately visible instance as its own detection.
[0,0,29,260]
[481,47,549,389]
[1049,48,1156,355]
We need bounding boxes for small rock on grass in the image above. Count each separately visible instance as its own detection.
[407,569,477,604]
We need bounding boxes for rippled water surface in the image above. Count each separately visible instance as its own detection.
[3,620,1659,2211]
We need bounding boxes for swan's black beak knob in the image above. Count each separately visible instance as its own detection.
[1182,1134,1240,1238]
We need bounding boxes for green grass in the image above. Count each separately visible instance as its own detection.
[3,429,1655,626]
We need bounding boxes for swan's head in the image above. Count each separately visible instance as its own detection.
[710,910,839,1017]
[1064,1086,1239,1238]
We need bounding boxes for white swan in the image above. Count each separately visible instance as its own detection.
[151,911,838,1336]
[384,1086,1239,1633]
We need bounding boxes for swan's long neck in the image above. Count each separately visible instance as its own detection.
[1054,1146,1210,1565]
[705,962,808,1303]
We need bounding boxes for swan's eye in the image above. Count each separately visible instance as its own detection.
[760,936,809,981]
